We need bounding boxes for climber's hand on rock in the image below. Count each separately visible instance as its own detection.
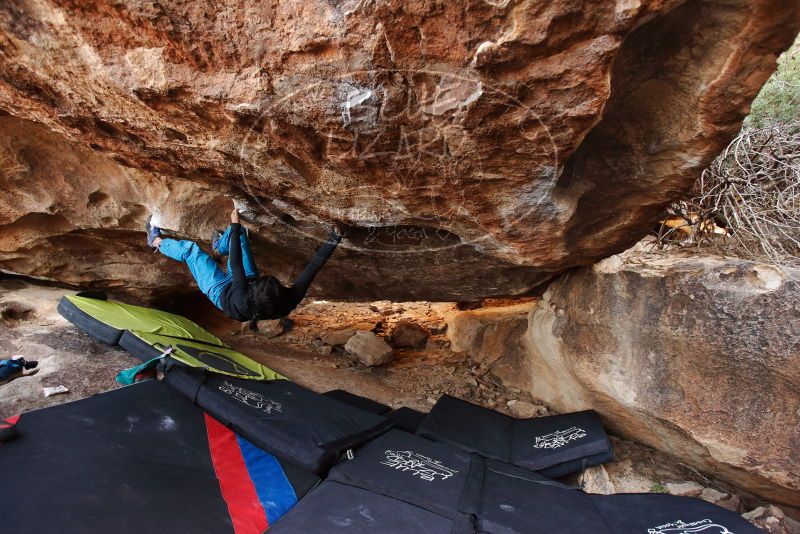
[231,207,240,224]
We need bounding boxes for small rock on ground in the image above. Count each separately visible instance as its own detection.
[390,319,429,349]
[700,487,741,512]
[255,319,285,339]
[320,328,356,346]
[582,465,616,495]
[665,481,704,498]
[344,331,394,366]
[508,400,547,419]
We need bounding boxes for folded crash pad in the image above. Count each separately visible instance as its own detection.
[269,481,474,534]
[321,391,425,433]
[386,406,427,433]
[418,394,613,477]
[273,429,476,533]
[0,380,319,534]
[326,429,480,520]
[322,389,391,415]
[58,293,281,381]
[286,428,754,534]
[476,459,760,534]
[165,366,394,475]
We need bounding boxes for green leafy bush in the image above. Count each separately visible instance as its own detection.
[746,35,800,127]
[650,483,669,494]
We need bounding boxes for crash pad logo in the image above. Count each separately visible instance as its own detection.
[176,345,260,378]
[219,381,283,415]
[533,426,587,449]
[380,450,458,482]
[648,519,733,534]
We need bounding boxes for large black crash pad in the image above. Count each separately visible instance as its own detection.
[418,394,613,477]
[164,366,394,475]
[269,481,473,534]
[322,390,426,433]
[271,429,477,533]
[386,406,427,434]
[475,460,761,534]
[327,429,480,520]
[0,380,319,533]
[273,429,756,534]
[322,389,391,415]
[275,430,482,534]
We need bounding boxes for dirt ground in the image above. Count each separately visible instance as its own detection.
[1,278,788,524]
[0,279,135,418]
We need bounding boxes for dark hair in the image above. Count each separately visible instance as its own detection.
[247,276,288,330]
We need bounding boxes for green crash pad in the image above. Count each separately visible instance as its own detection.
[58,294,283,381]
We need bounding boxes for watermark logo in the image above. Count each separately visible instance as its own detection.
[219,381,283,415]
[237,68,559,255]
[648,519,733,534]
[533,426,587,449]
[380,449,459,482]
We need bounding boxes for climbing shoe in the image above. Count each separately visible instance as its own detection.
[0,356,35,383]
[145,218,162,248]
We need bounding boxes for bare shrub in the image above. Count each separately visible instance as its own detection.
[654,121,800,272]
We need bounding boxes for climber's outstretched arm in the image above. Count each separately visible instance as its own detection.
[283,230,343,310]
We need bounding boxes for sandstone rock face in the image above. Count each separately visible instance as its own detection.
[446,301,534,387]
[0,115,196,299]
[0,1,798,300]
[521,248,800,506]
[700,487,741,512]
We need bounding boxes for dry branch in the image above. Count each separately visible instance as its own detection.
[655,121,800,273]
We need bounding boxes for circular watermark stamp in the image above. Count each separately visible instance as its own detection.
[238,68,558,254]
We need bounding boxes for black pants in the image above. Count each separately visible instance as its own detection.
[283,230,342,311]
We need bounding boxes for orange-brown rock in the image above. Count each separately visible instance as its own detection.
[0,1,798,300]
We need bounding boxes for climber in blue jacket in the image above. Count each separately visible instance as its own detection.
[146,202,342,331]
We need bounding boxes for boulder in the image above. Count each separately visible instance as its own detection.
[344,331,394,366]
[445,301,534,388]
[0,2,797,300]
[390,320,429,349]
[522,247,800,507]
[0,116,194,300]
